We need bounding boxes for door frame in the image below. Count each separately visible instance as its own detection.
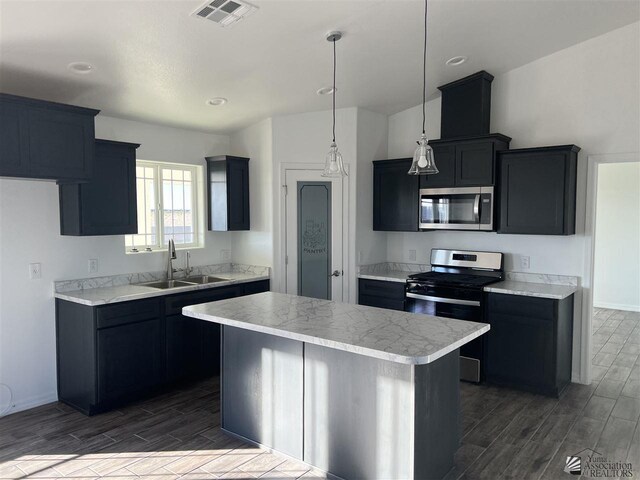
[582,151,639,384]
[278,162,350,302]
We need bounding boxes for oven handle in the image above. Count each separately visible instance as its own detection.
[406,292,481,307]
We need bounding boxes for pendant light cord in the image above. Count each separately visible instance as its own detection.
[332,38,337,143]
[422,0,427,135]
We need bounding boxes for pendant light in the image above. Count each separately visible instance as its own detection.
[322,31,348,178]
[408,0,438,176]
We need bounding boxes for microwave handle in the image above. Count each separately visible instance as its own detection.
[473,194,481,222]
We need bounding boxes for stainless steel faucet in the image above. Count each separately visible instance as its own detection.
[167,239,177,280]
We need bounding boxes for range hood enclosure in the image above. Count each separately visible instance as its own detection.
[438,70,494,139]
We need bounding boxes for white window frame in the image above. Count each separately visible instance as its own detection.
[125,160,205,253]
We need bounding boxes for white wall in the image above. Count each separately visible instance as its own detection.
[594,162,640,311]
[0,115,231,414]
[386,22,640,381]
[271,107,359,300]
[230,118,274,267]
[355,109,389,266]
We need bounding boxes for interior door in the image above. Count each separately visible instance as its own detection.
[285,169,343,301]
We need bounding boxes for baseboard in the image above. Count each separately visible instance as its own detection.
[0,391,58,417]
[594,302,640,312]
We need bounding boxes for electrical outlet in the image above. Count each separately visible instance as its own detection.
[521,255,531,270]
[88,259,98,274]
[358,251,363,264]
[408,249,417,261]
[221,249,231,261]
[29,263,41,279]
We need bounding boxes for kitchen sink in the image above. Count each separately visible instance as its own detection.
[182,275,230,284]
[140,280,196,289]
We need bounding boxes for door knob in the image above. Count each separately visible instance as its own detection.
[329,270,341,277]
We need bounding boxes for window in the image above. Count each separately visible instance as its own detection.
[125,160,204,253]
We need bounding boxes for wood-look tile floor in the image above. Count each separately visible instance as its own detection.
[1,308,638,480]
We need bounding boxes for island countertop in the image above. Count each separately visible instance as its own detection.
[182,291,489,365]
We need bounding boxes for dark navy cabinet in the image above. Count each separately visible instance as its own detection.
[485,292,573,397]
[56,279,270,415]
[498,145,580,235]
[423,134,511,188]
[206,155,250,231]
[0,93,99,181]
[373,159,419,231]
[59,140,139,236]
[358,279,406,311]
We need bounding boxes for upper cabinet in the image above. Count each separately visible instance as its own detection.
[0,93,99,181]
[498,145,580,235]
[206,155,250,231]
[59,140,140,236]
[373,158,419,232]
[420,134,511,189]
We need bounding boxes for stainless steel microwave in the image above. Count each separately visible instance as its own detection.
[419,187,494,231]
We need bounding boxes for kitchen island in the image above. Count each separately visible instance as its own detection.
[183,292,490,480]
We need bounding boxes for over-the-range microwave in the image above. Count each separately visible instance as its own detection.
[419,187,494,231]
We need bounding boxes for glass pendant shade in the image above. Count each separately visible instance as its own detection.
[322,141,347,177]
[408,133,438,175]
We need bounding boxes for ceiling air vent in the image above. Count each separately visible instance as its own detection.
[192,0,258,27]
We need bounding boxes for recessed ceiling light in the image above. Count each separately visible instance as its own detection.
[445,56,467,66]
[67,62,94,74]
[316,86,337,96]
[206,97,228,106]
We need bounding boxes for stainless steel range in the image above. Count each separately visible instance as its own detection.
[405,249,504,383]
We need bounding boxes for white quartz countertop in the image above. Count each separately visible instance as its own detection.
[357,271,411,283]
[182,292,490,365]
[54,272,270,306]
[484,280,577,300]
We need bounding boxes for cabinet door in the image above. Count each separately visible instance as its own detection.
[486,313,555,391]
[97,318,164,402]
[80,142,137,235]
[373,160,419,231]
[499,152,569,235]
[227,159,250,230]
[455,141,494,186]
[0,101,29,176]
[419,144,456,188]
[200,321,221,377]
[166,314,202,383]
[27,107,94,180]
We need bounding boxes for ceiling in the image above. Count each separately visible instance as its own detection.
[0,0,638,134]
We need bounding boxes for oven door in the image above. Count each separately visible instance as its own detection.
[419,187,493,231]
[405,283,485,383]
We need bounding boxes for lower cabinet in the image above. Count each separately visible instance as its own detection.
[358,279,406,311]
[56,280,270,415]
[484,292,573,397]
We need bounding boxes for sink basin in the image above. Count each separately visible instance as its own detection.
[183,275,230,284]
[140,280,196,289]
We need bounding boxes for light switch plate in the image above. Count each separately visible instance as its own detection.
[88,259,98,274]
[521,255,531,270]
[408,249,417,261]
[29,263,41,279]
[221,249,231,261]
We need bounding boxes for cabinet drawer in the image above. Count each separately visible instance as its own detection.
[359,294,405,312]
[243,280,270,295]
[358,279,406,301]
[165,285,241,315]
[487,293,555,321]
[97,298,161,329]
